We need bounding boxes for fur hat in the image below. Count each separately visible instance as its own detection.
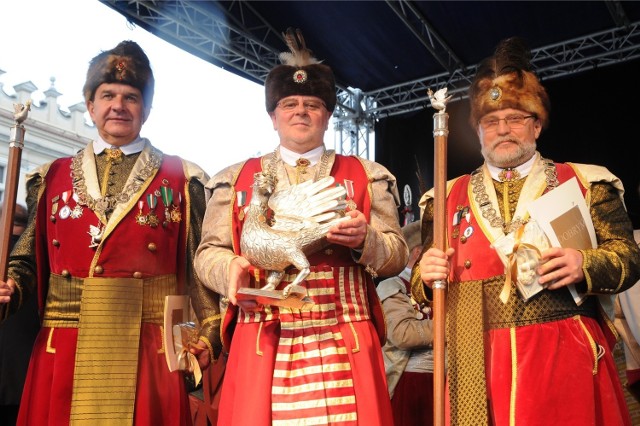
[83,40,155,108]
[402,221,422,251]
[469,37,550,129]
[265,28,336,113]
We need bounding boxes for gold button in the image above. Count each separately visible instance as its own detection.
[460,236,467,243]
[133,271,143,279]
[94,265,103,274]
[52,239,60,247]
[147,243,157,252]
[61,269,70,278]
[50,215,56,223]
[464,260,472,269]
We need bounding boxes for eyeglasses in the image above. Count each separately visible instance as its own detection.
[478,114,536,131]
[277,99,326,112]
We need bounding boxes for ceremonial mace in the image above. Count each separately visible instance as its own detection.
[428,87,451,426]
[0,99,31,279]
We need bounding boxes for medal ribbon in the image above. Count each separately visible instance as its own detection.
[147,194,157,210]
[160,186,173,206]
[343,179,355,198]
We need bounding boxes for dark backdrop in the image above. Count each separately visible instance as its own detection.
[377,58,640,230]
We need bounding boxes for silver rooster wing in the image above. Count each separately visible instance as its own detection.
[240,172,348,297]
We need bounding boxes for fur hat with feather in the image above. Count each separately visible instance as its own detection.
[83,40,155,109]
[468,37,550,129]
[265,28,336,112]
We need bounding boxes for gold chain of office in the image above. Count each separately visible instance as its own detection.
[71,148,161,216]
[470,157,559,233]
[266,148,332,184]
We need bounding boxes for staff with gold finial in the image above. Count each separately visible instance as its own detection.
[427,86,451,426]
[0,99,31,279]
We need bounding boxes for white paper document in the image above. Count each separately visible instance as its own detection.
[527,177,596,304]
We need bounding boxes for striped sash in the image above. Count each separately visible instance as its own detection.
[271,271,358,425]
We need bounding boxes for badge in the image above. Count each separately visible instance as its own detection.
[160,183,175,227]
[88,223,104,248]
[170,205,182,223]
[460,225,474,243]
[135,201,147,225]
[70,193,83,219]
[402,185,414,226]
[146,194,159,228]
[343,179,357,211]
[293,69,307,84]
[50,195,60,222]
[452,205,465,239]
[452,226,460,239]
[59,191,71,219]
[147,211,160,228]
[237,191,247,220]
[170,192,182,223]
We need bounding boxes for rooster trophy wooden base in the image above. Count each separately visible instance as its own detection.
[236,171,348,310]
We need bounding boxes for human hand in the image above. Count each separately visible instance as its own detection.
[228,256,252,306]
[537,247,584,290]
[327,210,367,249]
[189,339,211,371]
[419,247,455,288]
[0,278,16,304]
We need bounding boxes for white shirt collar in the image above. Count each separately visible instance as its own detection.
[278,144,325,167]
[93,136,146,156]
[487,153,536,181]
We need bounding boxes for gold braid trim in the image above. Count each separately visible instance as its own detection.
[200,314,222,327]
[198,335,215,363]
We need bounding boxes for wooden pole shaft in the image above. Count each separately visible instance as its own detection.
[432,111,448,426]
[0,125,26,280]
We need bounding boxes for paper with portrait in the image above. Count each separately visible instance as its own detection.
[527,177,596,305]
[163,295,202,385]
[492,219,552,302]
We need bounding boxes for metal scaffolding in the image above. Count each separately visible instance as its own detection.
[101,0,640,160]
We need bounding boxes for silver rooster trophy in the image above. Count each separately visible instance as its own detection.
[236,171,348,310]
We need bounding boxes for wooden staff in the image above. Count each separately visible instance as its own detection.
[428,88,450,426]
[0,100,31,280]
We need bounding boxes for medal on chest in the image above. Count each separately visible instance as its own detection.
[59,190,72,220]
[88,223,104,248]
[343,179,357,211]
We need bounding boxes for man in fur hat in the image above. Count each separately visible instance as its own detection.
[414,36,640,425]
[195,28,407,425]
[0,40,222,425]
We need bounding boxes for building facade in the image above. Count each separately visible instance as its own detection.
[0,69,96,206]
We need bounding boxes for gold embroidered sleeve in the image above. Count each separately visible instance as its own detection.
[357,160,408,278]
[194,163,243,299]
[3,167,42,320]
[581,182,640,294]
[186,177,222,360]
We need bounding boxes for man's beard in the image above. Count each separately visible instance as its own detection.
[481,138,536,168]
